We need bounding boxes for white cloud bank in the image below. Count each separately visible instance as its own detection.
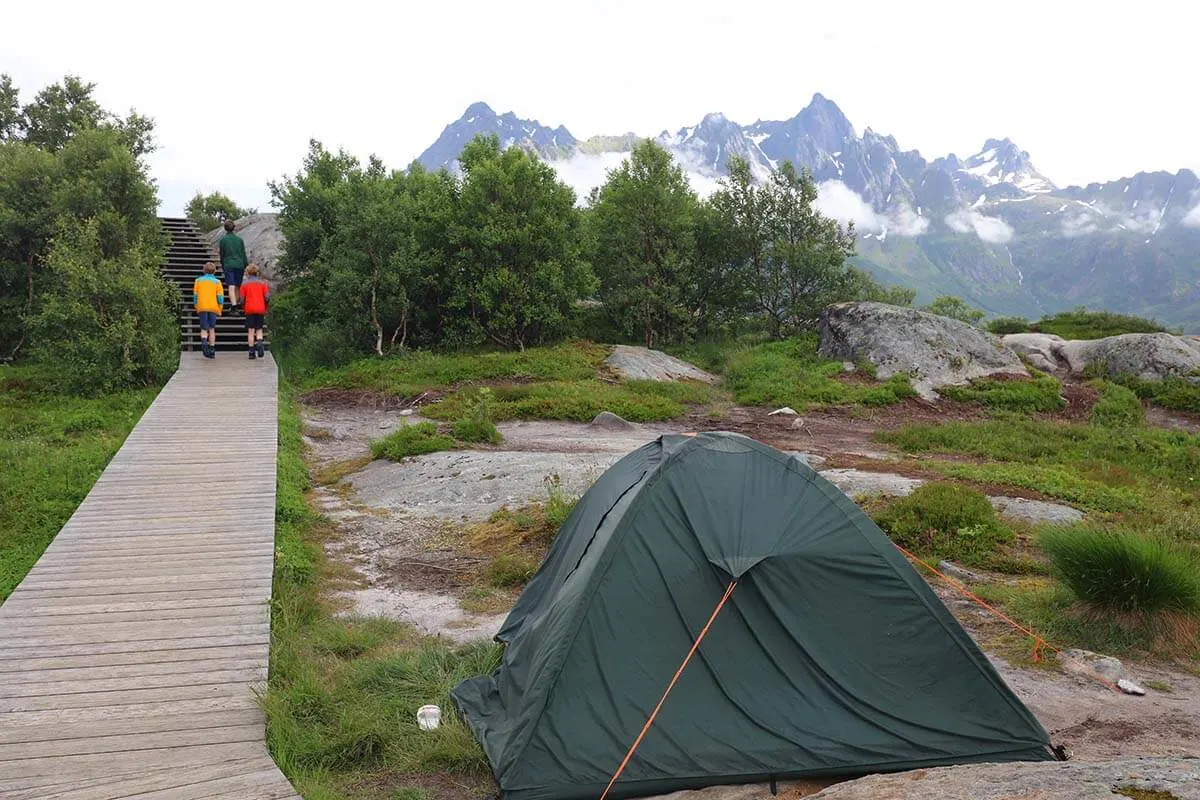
[1060,214,1099,237]
[945,208,1014,244]
[1181,202,1200,228]
[814,180,929,236]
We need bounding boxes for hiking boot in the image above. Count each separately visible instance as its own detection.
[256,341,265,358]
[248,349,256,360]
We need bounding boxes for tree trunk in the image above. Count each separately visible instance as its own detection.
[367,248,383,357]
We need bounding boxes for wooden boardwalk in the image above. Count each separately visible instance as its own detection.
[0,353,299,799]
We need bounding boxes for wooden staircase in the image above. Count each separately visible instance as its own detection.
[159,217,266,352]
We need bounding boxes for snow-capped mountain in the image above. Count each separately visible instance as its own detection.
[416,97,1200,331]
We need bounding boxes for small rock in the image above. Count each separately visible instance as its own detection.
[1118,678,1146,696]
[787,452,828,468]
[399,409,415,417]
[379,421,394,430]
[588,411,637,431]
[1058,648,1124,684]
[768,406,798,416]
[937,560,985,583]
[842,362,856,372]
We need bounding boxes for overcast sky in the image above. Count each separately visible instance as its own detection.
[5,0,1197,215]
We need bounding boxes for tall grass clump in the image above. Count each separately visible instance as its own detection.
[451,388,503,444]
[1038,525,1200,615]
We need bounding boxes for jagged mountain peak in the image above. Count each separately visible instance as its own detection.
[958,137,1054,194]
[460,101,496,121]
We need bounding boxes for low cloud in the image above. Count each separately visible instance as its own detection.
[1060,214,1099,237]
[814,180,929,237]
[1181,202,1200,228]
[550,152,630,204]
[944,209,1014,244]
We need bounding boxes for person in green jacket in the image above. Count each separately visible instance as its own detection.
[218,218,250,309]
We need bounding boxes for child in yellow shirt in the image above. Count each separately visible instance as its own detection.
[193,262,224,358]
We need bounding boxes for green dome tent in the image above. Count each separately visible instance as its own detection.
[452,432,1054,800]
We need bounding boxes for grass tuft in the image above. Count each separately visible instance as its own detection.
[371,422,456,461]
[1038,525,1200,615]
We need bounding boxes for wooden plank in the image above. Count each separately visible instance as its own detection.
[0,709,265,746]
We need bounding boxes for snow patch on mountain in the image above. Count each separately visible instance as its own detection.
[945,209,1015,244]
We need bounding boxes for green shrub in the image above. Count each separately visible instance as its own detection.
[987,316,1032,335]
[1033,309,1164,340]
[1118,376,1200,414]
[486,553,538,588]
[29,221,178,394]
[426,379,710,423]
[873,483,1011,564]
[1090,382,1145,427]
[1039,526,1200,614]
[370,422,456,461]
[939,374,1064,412]
[722,335,916,410]
[452,417,502,444]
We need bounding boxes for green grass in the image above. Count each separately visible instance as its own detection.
[425,379,718,423]
[1117,376,1200,414]
[1090,381,1145,427]
[938,373,1065,412]
[485,553,537,588]
[1038,525,1200,614]
[976,581,1199,661]
[301,342,608,397]
[266,389,499,799]
[371,422,457,461]
[985,316,1033,335]
[717,335,916,410]
[872,483,1013,567]
[0,366,158,602]
[877,417,1198,512]
[1032,309,1165,340]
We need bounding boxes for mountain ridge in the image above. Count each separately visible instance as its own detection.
[415,97,1200,331]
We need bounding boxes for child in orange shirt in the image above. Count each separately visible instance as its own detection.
[240,265,270,360]
[193,262,224,358]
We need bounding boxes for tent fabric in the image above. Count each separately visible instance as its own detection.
[452,432,1054,800]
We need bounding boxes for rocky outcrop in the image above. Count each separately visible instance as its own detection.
[1002,331,1200,381]
[205,213,283,283]
[818,302,1028,400]
[605,346,717,383]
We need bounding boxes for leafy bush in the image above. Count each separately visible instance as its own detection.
[370,422,455,461]
[987,316,1032,335]
[1090,382,1145,427]
[486,553,538,588]
[29,221,177,394]
[185,191,255,232]
[1033,309,1164,340]
[1039,526,1200,614]
[426,379,715,423]
[939,374,1064,412]
[873,483,1011,564]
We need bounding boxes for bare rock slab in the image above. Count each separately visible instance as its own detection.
[821,469,923,498]
[989,496,1083,524]
[807,758,1200,800]
[818,302,1027,401]
[1058,333,1200,381]
[605,345,717,383]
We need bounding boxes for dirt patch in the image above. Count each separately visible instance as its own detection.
[347,769,493,800]
[1147,406,1200,434]
[1052,380,1100,422]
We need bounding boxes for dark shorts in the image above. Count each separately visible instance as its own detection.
[223,267,244,288]
[245,314,264,330]
[198,311,218,330]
